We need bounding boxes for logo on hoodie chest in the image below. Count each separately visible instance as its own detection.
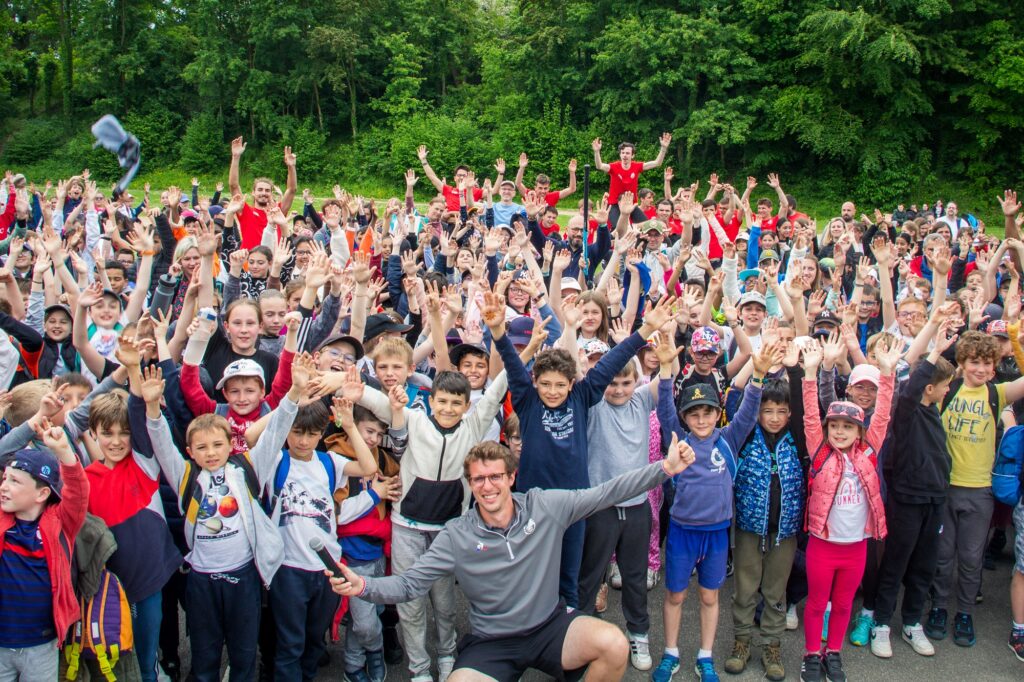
[475,542,488,552]
[710,447,726,475]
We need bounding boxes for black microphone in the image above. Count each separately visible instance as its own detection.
[309,537,340,574]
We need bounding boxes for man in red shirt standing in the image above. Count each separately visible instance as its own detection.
[228,136,298,249]
[514,154,578,207]
[417,146,500,212]
[592,133,672,229]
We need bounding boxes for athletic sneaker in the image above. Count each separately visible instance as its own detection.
[786,603,799,630]
[344,669,372,682]
[723,638,750,674]
[366,650,387,682]
[651,653,680,682]
[869,624,892,658]
[438,655,456,682]
[609,562,622,589]
[821,651,846,682]
[647,568,660,591]
[694,656,719,682]
[1008,629,1024,662]
[800,653,823,682]
[925,607,948,640]
[629,633,653,671]
[849,613,872,647]
[902,623,935,656]
[596,582,609,613]
[953,612,976,647]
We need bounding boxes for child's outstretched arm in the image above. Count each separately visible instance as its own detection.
[332,396,379,479]
[868,337,900,452]
[142,366,188,491]
[722,341,780,454]
[801,339,825,455]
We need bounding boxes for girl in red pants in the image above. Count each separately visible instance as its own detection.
[798,339,898,682]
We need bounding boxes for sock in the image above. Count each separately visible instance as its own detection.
[697,649,713,660]
[665,648,679,658]
[1013,621,1024,635]
[861,608,874,618]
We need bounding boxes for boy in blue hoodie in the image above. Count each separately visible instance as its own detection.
[488,292,676,608]
[652,340,780,682]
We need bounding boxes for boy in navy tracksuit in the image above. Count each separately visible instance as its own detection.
[488,293,675,608]
[653,342,776,681]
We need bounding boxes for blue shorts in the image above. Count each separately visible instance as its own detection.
[665,522,730,592]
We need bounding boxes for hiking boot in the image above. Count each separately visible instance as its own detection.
[647,568,659,591]
[608,561,622,589]
[953,612,976,647]
[723,638,750,674]
[596,582,609,613]
[629,633,652,671]
[902,623,935,656]
[694,656,720,682]
[800,653,823,682]
[849,613,872,647]
[1009,629,1024,662]
[366,650,387,682]
[822,651,846,682]
[925,607,948,640]
[869,624,892,658]
[651,652,680,682]
[786,603,799,630]
[761,641,785,681]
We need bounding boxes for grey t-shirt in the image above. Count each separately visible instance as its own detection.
[586,383,655,507]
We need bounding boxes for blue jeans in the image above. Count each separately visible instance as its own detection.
[269,565,339,682]
[131,591,162,682]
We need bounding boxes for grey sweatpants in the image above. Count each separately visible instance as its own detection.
[0,640,57,682]
[391,523,458,677]
[931,485,993,614]
[344,556,386,671]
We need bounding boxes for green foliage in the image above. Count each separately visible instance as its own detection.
[1,119,66,165]
[180,113,225,174]
[122,109,185,167]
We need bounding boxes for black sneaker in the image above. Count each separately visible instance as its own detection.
[800,653,823,682]
[954,612,976,647]
[925,607,948,640]
[822,651,846,682]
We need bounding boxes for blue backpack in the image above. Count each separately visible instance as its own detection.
[992,425,1024,506]
[268,450,337,510]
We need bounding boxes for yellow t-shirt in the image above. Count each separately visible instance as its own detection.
[943,382,1007,488]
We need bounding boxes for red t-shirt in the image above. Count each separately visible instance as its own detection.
[760,215,780,233]
[668,217,684,236]
[539,222,562,237]
[238,202,271,249]
[608,161,645,203]
[441,185,484,212]
[642,207,657,220]
[709,212,742,259]
[523,190,562,207]
[788,211,809,224]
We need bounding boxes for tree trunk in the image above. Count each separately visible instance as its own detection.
[314,81,323,130]
[347,58,358,138]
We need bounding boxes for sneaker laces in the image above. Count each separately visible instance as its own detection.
[696,658,716,675]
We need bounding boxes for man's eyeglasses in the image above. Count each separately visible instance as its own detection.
[468,472,509,487]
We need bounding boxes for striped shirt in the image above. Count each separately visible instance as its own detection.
[0,519,56,647]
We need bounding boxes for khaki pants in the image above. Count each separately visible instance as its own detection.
[732,529,797,644]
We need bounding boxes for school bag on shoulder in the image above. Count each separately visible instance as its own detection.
[269,450,337,510]
[940,378,1002,441]
[178,452,263,519]
[992,424,1024,506]
[64,569,133,682]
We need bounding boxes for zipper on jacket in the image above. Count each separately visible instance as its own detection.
[436,436,447,481]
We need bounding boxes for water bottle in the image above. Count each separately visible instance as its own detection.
[149,273,178,319]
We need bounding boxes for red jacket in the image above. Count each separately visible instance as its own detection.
[802,375,892,541]
[0,461,89,646]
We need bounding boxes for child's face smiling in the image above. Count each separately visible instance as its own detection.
[90,295,121,328]
[683,405,720,439]
[45,311,72,342]
[187,428,233,471]
[375,356,411,392]
[962,357,995,387]
[827,418,860,451]
[95,423,131,467]
[428,390,470,429]
[603,373,637,406]
[222,377,264,416]
[534,370,573,408]
[758,401,791,434]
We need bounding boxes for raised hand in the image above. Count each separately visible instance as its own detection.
[662,432,696,476]
[283,146,297,167]
[874,336,903,375]
[801,339,823,374]
[999,189,1020,217]
[480,291,506,334]
[140,365,165,404]
[231,136,247,157]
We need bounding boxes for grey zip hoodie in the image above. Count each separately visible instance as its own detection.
[355,461,669,637]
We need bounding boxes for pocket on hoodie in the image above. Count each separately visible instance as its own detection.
[673,479,731,525]
[401,477,465,525]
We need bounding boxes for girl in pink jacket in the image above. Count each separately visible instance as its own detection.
[797,337,900,682]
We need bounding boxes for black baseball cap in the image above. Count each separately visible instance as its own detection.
[450,343,490,367]
[315,334,365,361]
[363,313,413,343]
[676,383,722,413]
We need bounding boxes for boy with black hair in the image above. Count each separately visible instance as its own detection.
[725,355,808,681]
[870,334,957,660]
[270,397,379,682]
[0,421,88,681]
[488,290,676,608]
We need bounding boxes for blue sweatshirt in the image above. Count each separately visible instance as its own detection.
[658,381,762,529]
[495,331,648,491]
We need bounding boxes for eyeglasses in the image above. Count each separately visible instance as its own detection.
[323,348,356,363]
[897,311,924,319]
[295,250,313,256]
[507,436,522,446]
[468,472,509,487]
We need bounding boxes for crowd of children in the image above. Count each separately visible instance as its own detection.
[0,139,1022,682]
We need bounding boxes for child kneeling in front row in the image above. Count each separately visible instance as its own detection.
[140,355,311,682]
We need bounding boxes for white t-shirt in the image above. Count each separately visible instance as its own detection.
[469,387,501,443]
[825,453,869,543]
[276,453,348,570]
[189,468,253,573]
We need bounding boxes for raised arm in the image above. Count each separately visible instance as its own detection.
[71,283,112,378]
[280,146,297,214]
[559,159,578,199]
[642,133,672,171]
[229,136,245,197]
[416,145,446,192]
[591,138,610,173]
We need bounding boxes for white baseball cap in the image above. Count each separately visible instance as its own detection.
[215,359,266,390]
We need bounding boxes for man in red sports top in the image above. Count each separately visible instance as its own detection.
[514,154,578,207]
[593,133,672,228]
[228,136,298,249]
[417,146,500,212]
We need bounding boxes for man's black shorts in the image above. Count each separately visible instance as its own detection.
[452,604,586,682]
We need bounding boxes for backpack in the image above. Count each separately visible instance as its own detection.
[941,378,1002,441]
[178,453,262,522]
[269,450,337,511]
[992,425,1024,505]
[64,569,133,682]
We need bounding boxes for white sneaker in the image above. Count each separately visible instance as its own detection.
[411,676,434,682]
[628,632,652,670]
[870,624,893,658]
[902,623,936,656]
[437,655,456,682]
[646,568,659,591]
[608,561,622,589]
[786,603,799,630]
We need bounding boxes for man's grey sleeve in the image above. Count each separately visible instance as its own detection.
[358,527,458,604]
[547,462,668,527]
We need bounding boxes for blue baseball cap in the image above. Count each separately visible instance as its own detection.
[507,316,535,346]
[5,449,63,499]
